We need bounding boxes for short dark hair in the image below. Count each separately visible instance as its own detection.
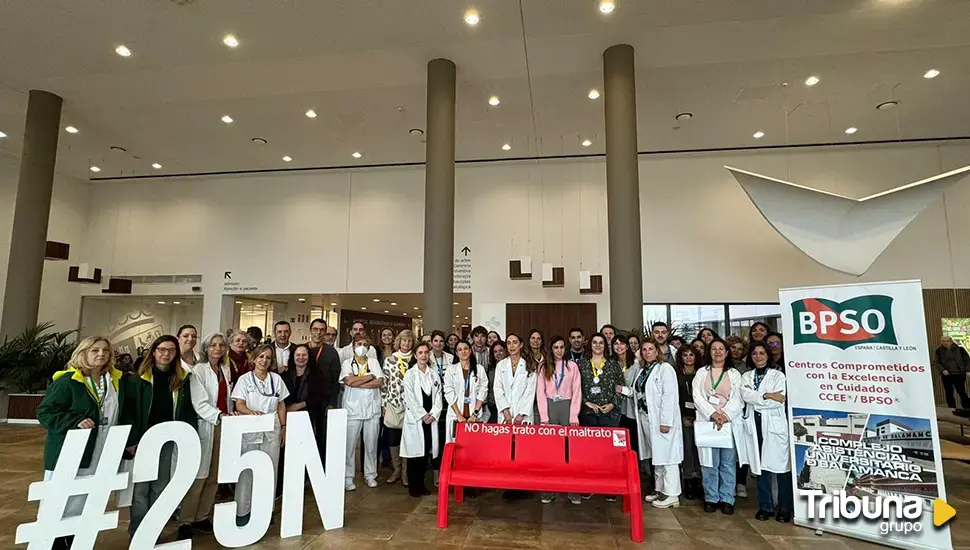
[651,321,669,330]
[431,330,446,341]
[351,321,365,330]
[568,326,584,336]
[310,318,327,329]
[471,325,488,337]
[669,335,685,347]
[274,320,290,330]
[176,324,197,337]
[600,324,616,333]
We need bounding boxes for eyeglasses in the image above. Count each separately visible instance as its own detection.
[767,341,781,347]
[156,347,177,354]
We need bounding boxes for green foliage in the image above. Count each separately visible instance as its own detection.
[0,322,78,393]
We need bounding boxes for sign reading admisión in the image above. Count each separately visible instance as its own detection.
[780,280,951,550]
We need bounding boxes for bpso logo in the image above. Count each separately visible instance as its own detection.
[792,295,897,349]
[804,490,923,535]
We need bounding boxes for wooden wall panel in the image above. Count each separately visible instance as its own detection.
[505,303,598,344]
[922,289,970,405]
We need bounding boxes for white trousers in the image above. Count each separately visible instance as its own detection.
[236,431,281,517]
[655,464,682,497]
[346,417,380,483]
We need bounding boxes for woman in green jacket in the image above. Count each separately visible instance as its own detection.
[36,335,126,550]
[121,334,197,542]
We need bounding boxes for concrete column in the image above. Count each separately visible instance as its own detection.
[422,58,457,332]
[1,90,62,339]
[603,45,644,331]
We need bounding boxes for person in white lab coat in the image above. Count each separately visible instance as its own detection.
[231,344,289,526]
[493,333,538,425]
[444,341,489,443]
[181,332,233,539]
[429,330,454,486]
[738,341,793,523]
[623,339,684,509]
[401,341,442,497]
[340,335,385,490]
[691,338,744,515]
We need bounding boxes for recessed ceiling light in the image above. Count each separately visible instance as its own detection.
[876,100,898,111]
[675,112,693,121]
[403,312,408,316]
[453,302,459,305]
[384,310,389,314]
[418,315,422,319]
[252,137,267,145]
[236,301,243,304]
[65,126,78,134]
[409,128,425,136]
[373,298,381,302]
[0,131,6,139]
[221,115,233,124]
[502,143,511,151]
[157,301,166,305]
[151,163,162,169]
[331,302,337,306]
[804,75,820,87]
[115,45,132,57]
[923,69,940,79]
[581,139,592,147]
[599,1,616,14]
[305,109,317,118]
[413,307,419,310]
[282,156,292,162]
[352,152,362,159]
[753,131,765,139]
[464,9,480,26]
[298,298,306,302]
[844,127,858,135]
[172,301,180,305]
[390,302,397,306]
[488,96,500,106]
[468,307,473,310]
[89,166,101,172]
[223,34,239,48]
[588,89,601,100]
[361,307,367,310]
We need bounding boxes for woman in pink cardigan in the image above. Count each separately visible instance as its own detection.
[537,335,583,505]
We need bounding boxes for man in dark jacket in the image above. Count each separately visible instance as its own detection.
[308,318,342,458]
[935,335,970,409]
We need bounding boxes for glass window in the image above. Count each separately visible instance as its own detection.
[728,304,781,337]
[671,305,726,341]
[643,305,668,328]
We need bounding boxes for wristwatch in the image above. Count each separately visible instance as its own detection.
[473,408,482,417]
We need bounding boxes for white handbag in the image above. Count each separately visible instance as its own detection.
[694,420,735,449]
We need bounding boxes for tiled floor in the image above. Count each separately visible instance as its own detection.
[2,424,968,549]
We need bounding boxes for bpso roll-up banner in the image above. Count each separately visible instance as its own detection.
[780,280,952,550]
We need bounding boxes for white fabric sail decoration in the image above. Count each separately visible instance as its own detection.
[725,165,970,276]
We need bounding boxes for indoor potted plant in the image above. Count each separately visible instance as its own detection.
[0,322,77,421]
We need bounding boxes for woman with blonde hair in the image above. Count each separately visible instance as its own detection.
[122,334,197,540]
[381,329,415,485]
[37,336,126,550]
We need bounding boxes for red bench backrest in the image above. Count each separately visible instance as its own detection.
[512,431,566,471]
[564,427,630,476]
[453,423,513,470]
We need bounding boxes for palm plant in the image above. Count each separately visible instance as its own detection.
[0,322,78,393]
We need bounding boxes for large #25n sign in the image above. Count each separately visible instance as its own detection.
[793,295,898,349]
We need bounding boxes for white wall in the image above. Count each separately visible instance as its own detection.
[60,141,970,333]
[0,154,92,333]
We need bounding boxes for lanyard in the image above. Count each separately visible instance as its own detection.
[754,368,766,390]
[314,345,323,362]
[464,368,472,397]
[635,362,656,394]
[591,359,605,378]
[435,354,445,376]
[554,360,567,391]
[85,373,108,411]
[710,367,727,391]
[397,356,410,377]
[254,372,276,397]
[619,360,627,374]
[353,358,369,376]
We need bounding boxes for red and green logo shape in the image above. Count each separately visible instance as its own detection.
[792,295,897,349]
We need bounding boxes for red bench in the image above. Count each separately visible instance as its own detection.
[436,423,643,542]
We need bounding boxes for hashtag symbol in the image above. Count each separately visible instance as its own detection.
[16,426,131,550]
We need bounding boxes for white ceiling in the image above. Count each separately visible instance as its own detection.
[1,0,969,180]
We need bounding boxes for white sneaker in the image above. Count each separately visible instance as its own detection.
[652,494,680,508]
[568,495,582,505]
[643,492,660,502]
[434,471,440,488]
[736,484,748,498]
[540,495,554,504]
[345,481,357,491]
[366,479,378,488]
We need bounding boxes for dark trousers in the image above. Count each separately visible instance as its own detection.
[942,374,970,409]
[407,456,430,496]
[486,403,498,425]
[757,470,794,514]
[579,411,621,427]
[737,464,749,488]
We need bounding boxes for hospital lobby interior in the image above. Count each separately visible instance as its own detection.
[3,1,970,549]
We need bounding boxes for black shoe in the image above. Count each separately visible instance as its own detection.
[755,509,772,521]
[192,519,214,534]
[235,513,250,527]
[776,510,792,523]
[720,503,735,515]
[176,525,193,540]
[704,501,718,513]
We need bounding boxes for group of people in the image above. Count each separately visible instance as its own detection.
[35,316,794,549]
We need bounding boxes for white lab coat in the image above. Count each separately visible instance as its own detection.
[401,365,443,459]
[339,356,385,420]
[630,362,684,466]
[189,361,234,479]
[738,368,791,475]
[442,363,490,442]
[430,351,455,380]
[231,371,289,445]
[493,357,537,423]
[691,366,745,468]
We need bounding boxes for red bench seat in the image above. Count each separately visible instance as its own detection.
[437,423,643,542]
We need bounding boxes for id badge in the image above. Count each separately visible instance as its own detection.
[708,395,720,405]
[685,402,696,410]
[551,394,563,403]
[464,397,472,404]
[591,386,602,395]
